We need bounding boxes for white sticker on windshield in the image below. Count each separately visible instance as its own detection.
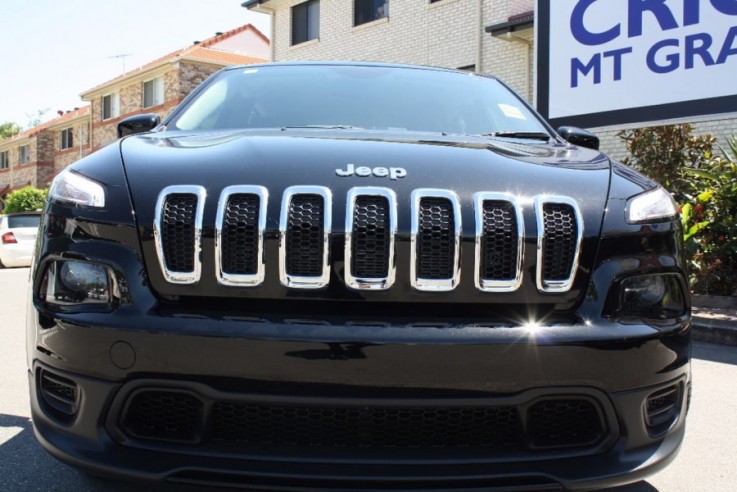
[243,69,259,74]
[498,103,526,120]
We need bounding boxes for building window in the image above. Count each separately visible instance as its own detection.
[0,151,8,170]
[18,145,29,165]
[355,0,388,26]
[292,0,320,45]
[102,93,120,120]
[60,128,74,150]
[143,76,165,108]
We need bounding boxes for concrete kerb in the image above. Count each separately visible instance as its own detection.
[691,296,737,346]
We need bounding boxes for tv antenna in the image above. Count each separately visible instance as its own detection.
[108,53,132,74]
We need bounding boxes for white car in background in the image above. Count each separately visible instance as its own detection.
[0,212,41,267]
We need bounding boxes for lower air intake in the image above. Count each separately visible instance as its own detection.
[122,390,204,443]
[39,369,78,419]
[527,399,604,449]
[211,401,521,449]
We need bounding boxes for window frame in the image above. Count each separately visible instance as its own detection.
[291,0,320,46]
[60,127,74,150]
[354,0,388,26]
[0,150,8,170]
[102,92,120,121]
[143,76,165,109]
[18,145,30,165]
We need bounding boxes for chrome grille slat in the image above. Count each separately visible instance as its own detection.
[410,189,461,291]
[345,187,397,290]
[154,185,206,284]
[534,196,583,293]
[474,193,524,292]
[152,185,583,294]
[215,186,268,287]
[279,186,332,289]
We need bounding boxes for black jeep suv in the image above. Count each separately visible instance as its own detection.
[28,62,690,491]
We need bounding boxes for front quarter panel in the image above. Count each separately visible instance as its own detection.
[28,142,147,371]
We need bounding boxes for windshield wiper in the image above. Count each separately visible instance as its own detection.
[282,125,364,130]
[483,131,551,141]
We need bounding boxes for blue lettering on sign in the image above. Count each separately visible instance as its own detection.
[567,0,737,88]
[571,54,602,87]
[642,27,737,75]
[570,0,737,46]
[628,0,679,38]
[571,48,633,87]
[685,33,716,68]
[571,0,621,45]
[713,0,737,15]
[647,38,681,73]
[717,25,737,63]
[684,0,701,25]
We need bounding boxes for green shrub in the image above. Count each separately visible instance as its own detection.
[682,137,737,295]
[3,186,47,213]
[618,124,715,202]
[620,126,737,295]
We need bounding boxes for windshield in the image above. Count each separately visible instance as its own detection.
[8,214,40,228]
[168,64,549,137]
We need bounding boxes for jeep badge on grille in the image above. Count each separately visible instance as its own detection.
[336,164,407,180]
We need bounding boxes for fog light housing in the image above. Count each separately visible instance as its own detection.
[620,274,686,319]
[41,260,114,306]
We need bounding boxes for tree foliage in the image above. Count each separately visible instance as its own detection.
[25,108,50,129]
[0,121,21,140]
[3,186,47,213]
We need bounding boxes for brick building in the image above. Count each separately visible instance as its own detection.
[242,0,737,159]
[0,23,269,205]
[46,107,93,171]
[81,24,269,150]
[243,1,535,100]
[0,123,55,201]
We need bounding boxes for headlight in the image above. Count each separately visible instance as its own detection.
[626,187,678,224]
[620,274,686,319]
[49,169,105,208]
[41,260,113,306]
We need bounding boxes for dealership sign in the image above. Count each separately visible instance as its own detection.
[537,0,737,128]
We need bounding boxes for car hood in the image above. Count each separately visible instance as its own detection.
[119,129,612,307]
[121,129,611,226]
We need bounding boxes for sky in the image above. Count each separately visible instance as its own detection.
[0,0,270,128]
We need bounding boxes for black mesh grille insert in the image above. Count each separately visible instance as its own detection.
[527,399,604,448]
[122,391,204,442]
[119,390,608,453]
[352,196,390,278]
[212,402,521,449]
[417,197,455,279]
[222,194,260,275]
[286,195,324,277]
[162,194,197,273]
[39,369,78,416]
[646,385,680,431]
[481,201,518,280]
[542,203,578,281]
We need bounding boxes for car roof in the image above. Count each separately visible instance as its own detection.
[1,211,42,217]
[224,61,499,80]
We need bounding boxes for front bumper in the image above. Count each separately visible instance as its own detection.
[28,311,691,491]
